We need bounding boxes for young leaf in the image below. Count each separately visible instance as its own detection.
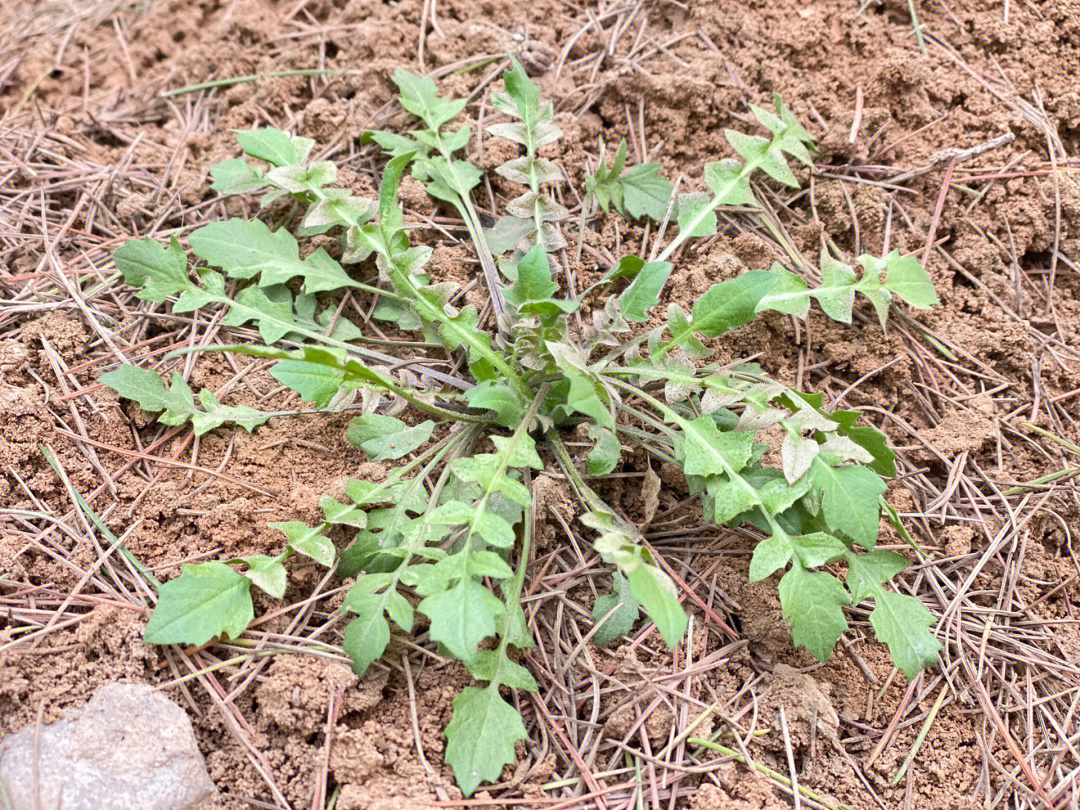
[883,251,938,309]
[618,261,671,323]
[143,562,253,645]
[592,571,641,646]
[101,366,195,426]
[346,415,435,461]
[342,598,391,676]
[777,561,849,662]
[189,218,357,294]
[113,237,192,303]
[588,140,674,222]
[242,555,288,599]
[190,390,271,436]
[235,127,309,167]
[660,271,778,356]
[810,458,887,549]
[270,521,336,568]
[444,685,528,797]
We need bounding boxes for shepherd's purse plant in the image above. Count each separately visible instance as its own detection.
[101,58,941,796]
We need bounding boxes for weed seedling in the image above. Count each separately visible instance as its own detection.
[102,57,941,795]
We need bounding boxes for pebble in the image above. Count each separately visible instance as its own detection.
[0,682,215,810]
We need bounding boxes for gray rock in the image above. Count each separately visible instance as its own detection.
[0,683,215,810]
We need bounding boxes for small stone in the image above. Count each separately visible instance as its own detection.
[0,683,215,810]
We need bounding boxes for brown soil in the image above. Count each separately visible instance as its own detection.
[4,1,1080,809]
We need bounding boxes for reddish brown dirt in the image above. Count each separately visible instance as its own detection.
[4,0,1080,809]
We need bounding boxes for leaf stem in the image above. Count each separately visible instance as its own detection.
[655,152,765,264]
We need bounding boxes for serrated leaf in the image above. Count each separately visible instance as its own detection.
[101,366,195,426]
[618,163,674,220]
[790,532,847,569]
[726,129,798,187]
[392,69,467,131]
[587,425,622,476]
[268,358,344,408]
[592,571,640,646]
[682,415,755,478]
[189,218,356,293]
[466,651,535,690]
[420,155,483,203]
[485,216,534,256]
[868,590,940,679]
[845,548,910,603]
[500,57,546,152]
[707,475,761,524]
[756,264,811,317]
[504,244,557,308]
[815,251,857,322]
[385,589,414,633]
[605,254,645,282]
[143,562,253,645]
[489,434,543,470]
[221,285,299,344]
[444,685,527,797]
[419,578,505,664]
[113,237,192,303]
[464,381,525,428]
[190,390,271,436]
[810,459,887,549]
[664,304,709,359]
[467,550,513,580]
[703,158,756,206]
[497,156,562,185]
[841,424,896,478]
[451,456,531,508]
[667,271,778,349]
[781,432,819,484]
[372,298,423,331]
[855,255,893,330]
[589,144,673,221]
[363,129,432,159]
[778,562,849,662]
[320,495,367,528]
[342,597,391,676]
[346,415,435,461]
